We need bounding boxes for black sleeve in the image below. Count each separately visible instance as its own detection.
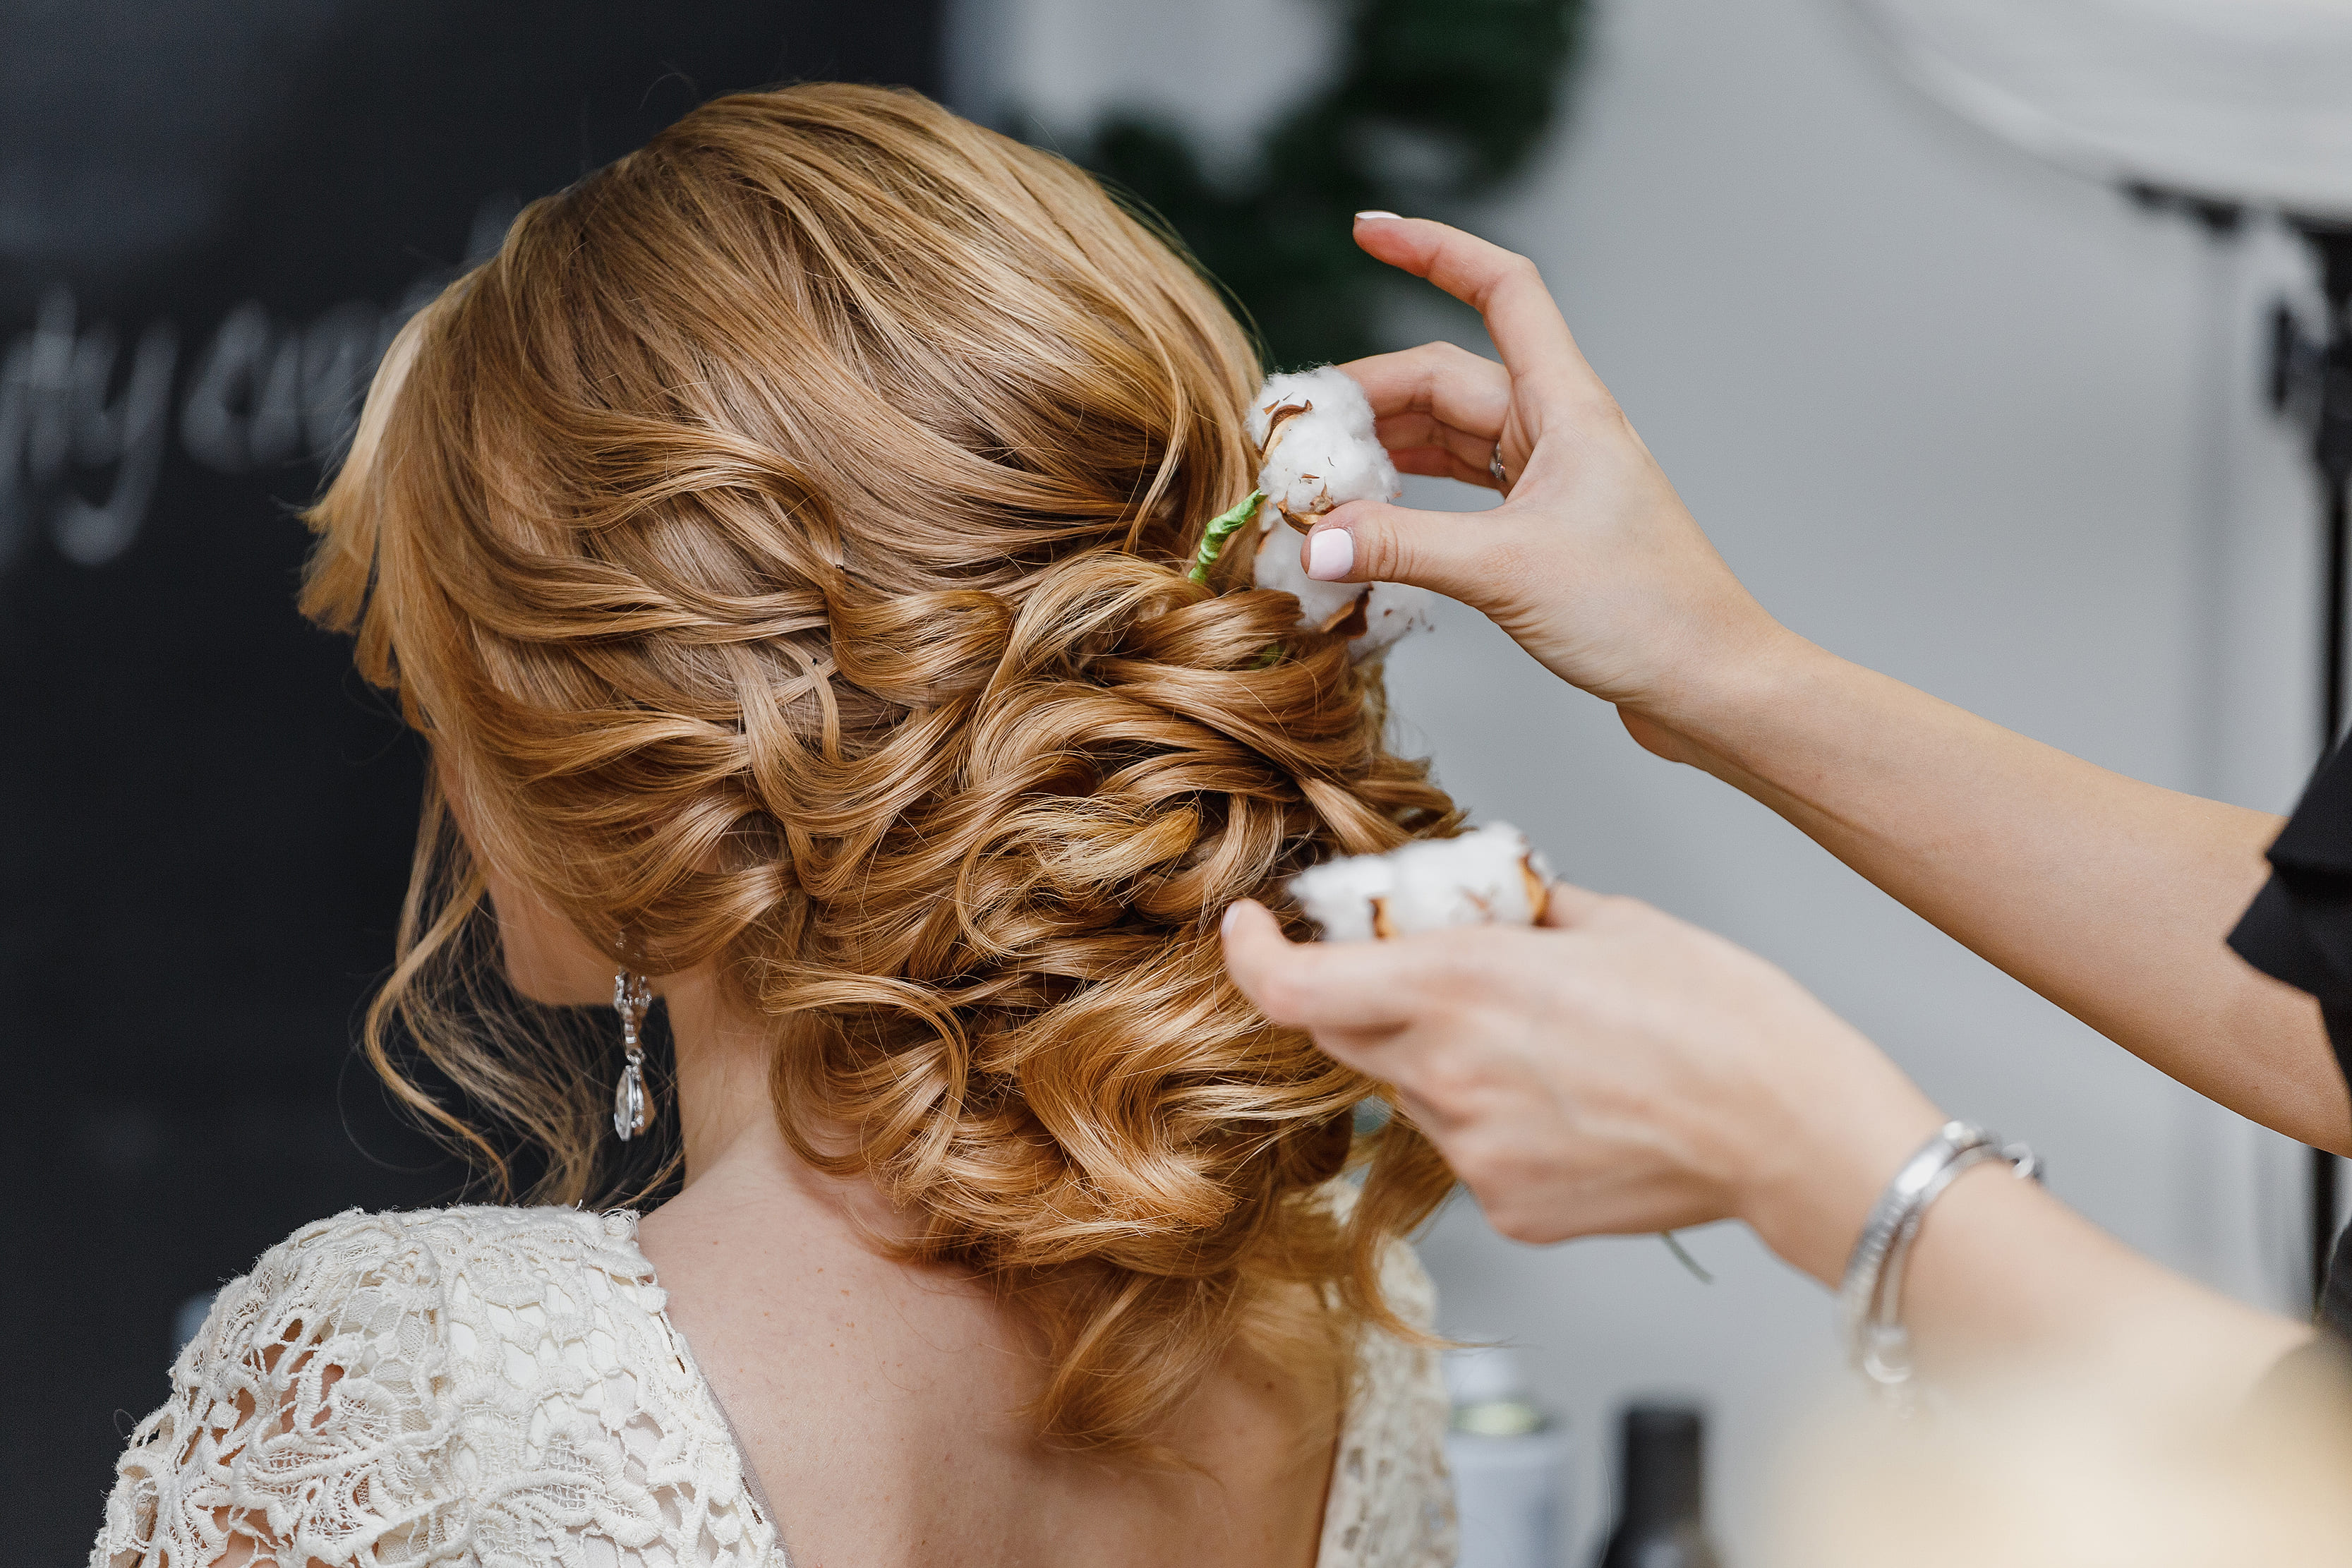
[2223,747,2352,1361]
[2229,739,2352,1089]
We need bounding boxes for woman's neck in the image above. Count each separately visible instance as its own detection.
[656,965,915,1244]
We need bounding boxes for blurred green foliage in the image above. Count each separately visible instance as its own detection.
[1078,0,1587,368]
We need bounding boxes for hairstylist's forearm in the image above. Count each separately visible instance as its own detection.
[1633,632,2346,1152]
[1888,1159,2309,1402]
[1744,1104,2308,1401]
[1759,1123,2311,1401]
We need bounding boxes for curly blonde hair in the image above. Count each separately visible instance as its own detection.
[301,82,1459,1455]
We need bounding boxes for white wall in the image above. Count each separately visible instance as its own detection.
[957,0,2331,1557]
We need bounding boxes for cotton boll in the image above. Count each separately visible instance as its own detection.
[1240,366,1435,661]
[1381,826,1550,936]
[1288,824,1555,942]
[1247,366,1399,524]
[1373,845,1481,938]
[1289,854,1396,943]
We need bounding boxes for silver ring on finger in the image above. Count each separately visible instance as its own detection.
[1488,444,1509,491]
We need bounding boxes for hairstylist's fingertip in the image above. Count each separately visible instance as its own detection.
[1353,210,1404,222]
[1305,526,1354,581]
[1219,899,1259,938]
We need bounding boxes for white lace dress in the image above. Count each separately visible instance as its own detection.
[90,1205,1457,1567]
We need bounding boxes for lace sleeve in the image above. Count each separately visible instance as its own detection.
[1318,1236,1459,1568]
[92,1205,782,1568]
[90,1210,469,1568]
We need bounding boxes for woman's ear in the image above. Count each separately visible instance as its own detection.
[435,749,615,1006]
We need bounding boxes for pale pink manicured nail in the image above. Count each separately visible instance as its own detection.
[1306,528,1354,581]
[1354,210,1404,222]
[1220,902,1245,936]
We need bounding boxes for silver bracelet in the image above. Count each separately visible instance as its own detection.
[1837,1120,2042,1402]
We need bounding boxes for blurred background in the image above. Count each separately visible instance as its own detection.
[6,0,2341,1560]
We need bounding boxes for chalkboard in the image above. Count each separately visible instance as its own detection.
[0,4,941,1548]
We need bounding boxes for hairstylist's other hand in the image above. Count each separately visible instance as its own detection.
[1315,215,1788,737]
[1221,889,1946,1286]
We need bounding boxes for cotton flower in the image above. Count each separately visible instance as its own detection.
[1289,823,1555,942]
[1248,366,1399,524]
[1245,366,1435,658]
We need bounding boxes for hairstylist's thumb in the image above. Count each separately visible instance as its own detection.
[1302,500,1509,613]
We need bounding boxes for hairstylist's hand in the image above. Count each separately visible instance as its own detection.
[1221,890,1947,1286]
[1310,215,1788,736]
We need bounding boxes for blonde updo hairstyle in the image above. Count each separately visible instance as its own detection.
[302,83,1458,1456]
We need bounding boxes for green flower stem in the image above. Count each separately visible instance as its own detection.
[1187,489,1266,584]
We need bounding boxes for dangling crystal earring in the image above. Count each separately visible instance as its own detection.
[612,970,655,1142]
